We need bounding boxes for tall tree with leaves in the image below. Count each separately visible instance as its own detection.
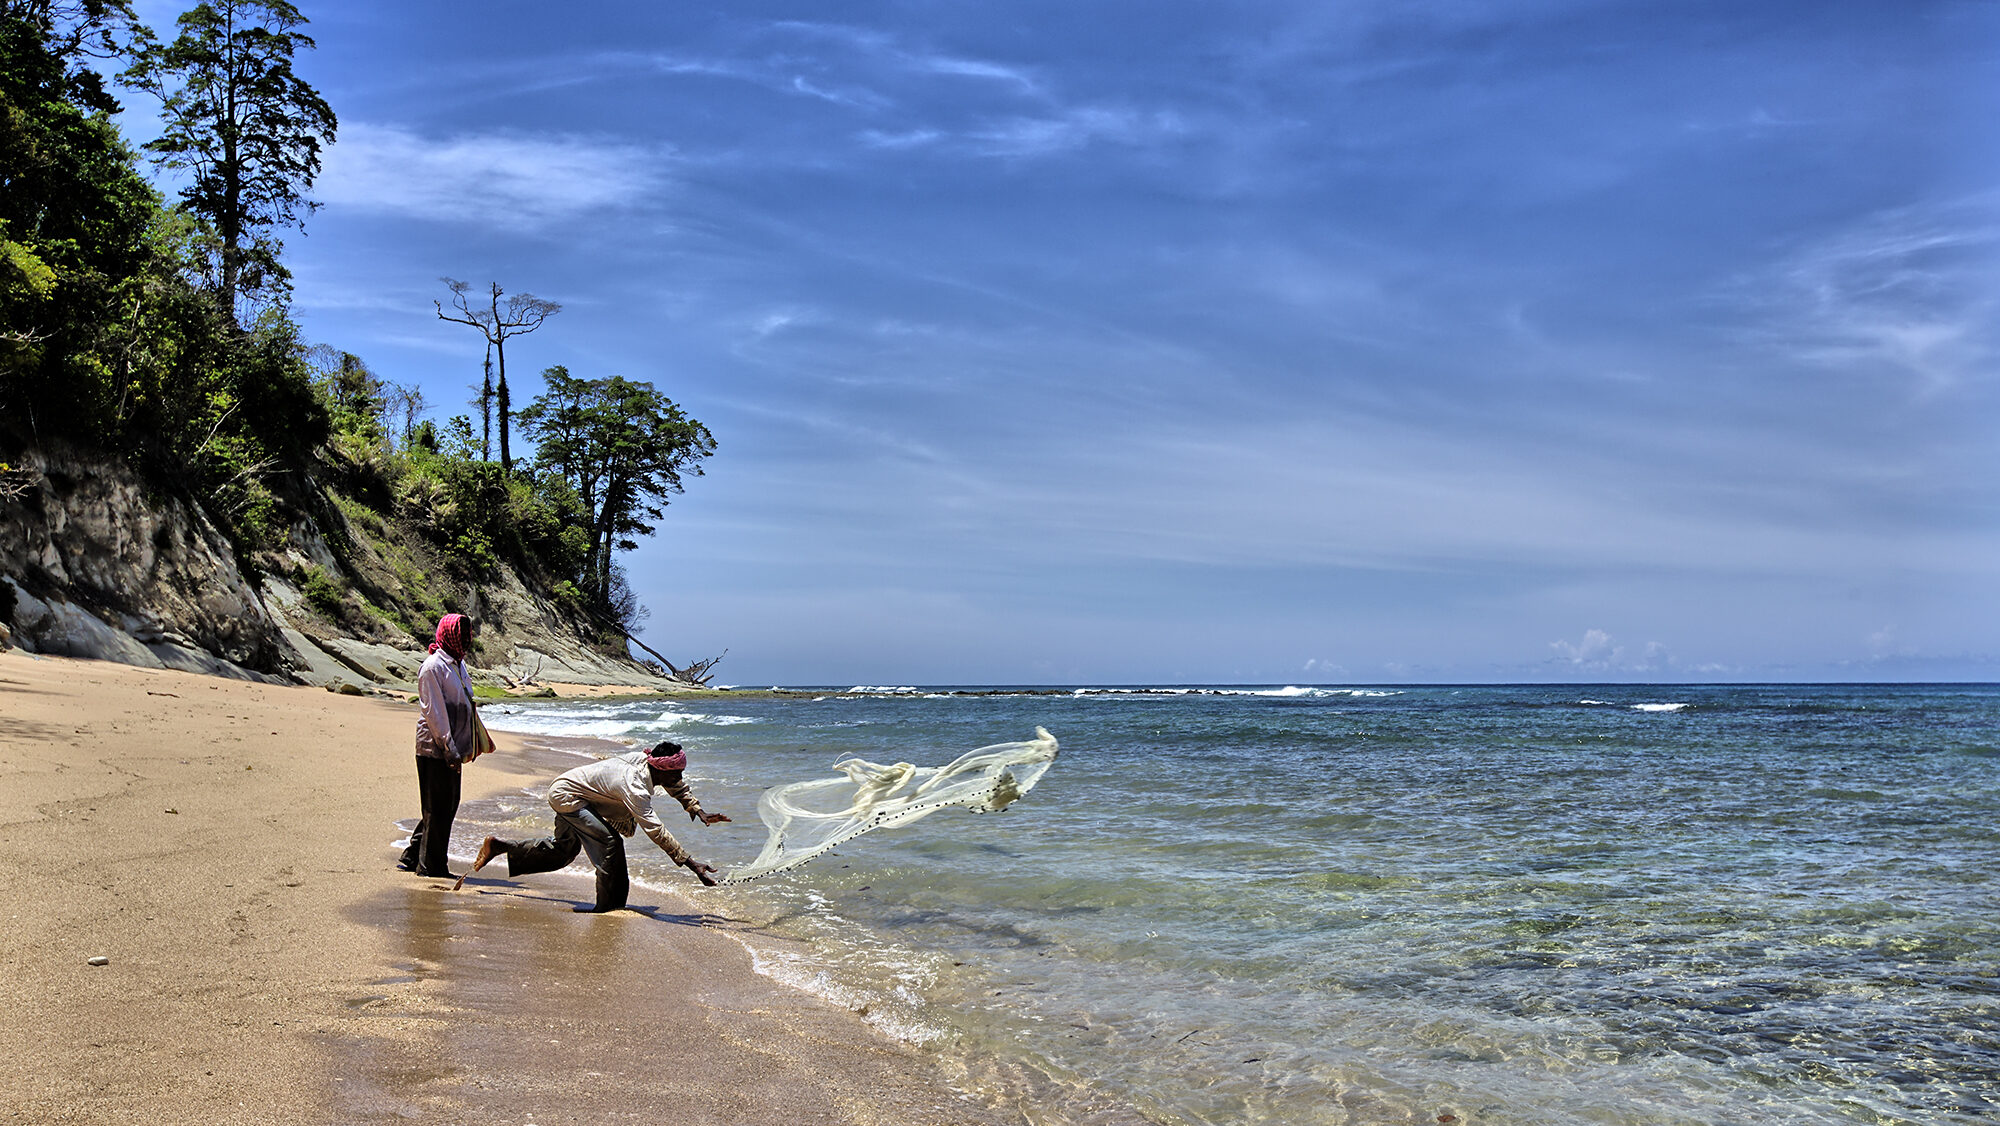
[517,365,715,614]
[126,0,334,320]
[435,278,559,473]
[3,1,142,108]
[2,0,219,451]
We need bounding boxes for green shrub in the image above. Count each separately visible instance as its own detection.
[300,565,345,618]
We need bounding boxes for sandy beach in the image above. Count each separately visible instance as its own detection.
[0,649,1011,1125]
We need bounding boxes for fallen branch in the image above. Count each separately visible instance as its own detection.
[505,652,546,687]
[0,463,37,502]
[592,613,725,686]
[667,650,727,686]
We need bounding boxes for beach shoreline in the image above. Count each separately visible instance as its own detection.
[0,649,1010,1125]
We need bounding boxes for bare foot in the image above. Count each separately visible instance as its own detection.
[454,837,504,891]
[472,836,503,872]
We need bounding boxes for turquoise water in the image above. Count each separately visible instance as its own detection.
[475,684,2000,1125]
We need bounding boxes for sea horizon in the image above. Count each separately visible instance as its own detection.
[708,679,2000,692]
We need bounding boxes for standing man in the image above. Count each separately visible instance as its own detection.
[397,612,483,878]
[462,741,730,912]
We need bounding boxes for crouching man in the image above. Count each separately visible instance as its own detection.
[462,741,730,911]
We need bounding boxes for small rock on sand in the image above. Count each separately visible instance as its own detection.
[87,956,110,966]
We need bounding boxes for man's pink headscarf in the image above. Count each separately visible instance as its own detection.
[430,613,469,660]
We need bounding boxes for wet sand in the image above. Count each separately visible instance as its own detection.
[0,649,1011,1124]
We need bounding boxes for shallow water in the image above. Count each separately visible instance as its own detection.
[476,684,2000,1125]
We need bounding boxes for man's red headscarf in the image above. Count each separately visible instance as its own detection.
[646,742,687,772]
[430,613,469,660]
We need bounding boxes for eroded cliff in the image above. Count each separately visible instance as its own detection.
[0,443,672,692]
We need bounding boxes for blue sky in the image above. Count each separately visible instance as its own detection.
[130,1,1998,684]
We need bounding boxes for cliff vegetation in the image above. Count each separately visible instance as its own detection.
[0,1,716,691]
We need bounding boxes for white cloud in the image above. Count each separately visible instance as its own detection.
[316,123,670,231]
[1866,625,1902,657]
[1551,628,1616,666]
[1550,630,1673,673]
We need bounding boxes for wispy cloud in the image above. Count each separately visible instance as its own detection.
[747,307,821,338]
[857,105,1190,160]
[618,26,1032,114]
[768,20,1042,94]
[915,54,1040,91]
[316,123,671,231]
[1737,197,2000,392]
[1681,107,1818,134]
[966,107,1189,158]
[858,128,945,150]
[607,29,1185,166]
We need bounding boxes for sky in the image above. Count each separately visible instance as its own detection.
[126,1,2000,685]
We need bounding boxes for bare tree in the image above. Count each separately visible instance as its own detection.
[382,381,427,450]
[434,279,559,472]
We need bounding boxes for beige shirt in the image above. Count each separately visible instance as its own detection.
[548,752,705,863]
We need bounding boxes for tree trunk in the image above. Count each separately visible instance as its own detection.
[480,349,493,461]
[221,59,240,315]
[497,362,512,472]
[595,521,613,605]
[490,284,514,473]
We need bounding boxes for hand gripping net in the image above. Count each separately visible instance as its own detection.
[721,727,1059,884]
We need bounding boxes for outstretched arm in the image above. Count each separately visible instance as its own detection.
[662,775,730,824]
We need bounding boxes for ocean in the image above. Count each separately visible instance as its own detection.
[469,683,2000,1126]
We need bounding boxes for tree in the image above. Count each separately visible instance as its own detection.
[384,381,427,451]
[0,0,249,466]
[305,343,382,439]
[517,365,715,610]
[126,0,335,319]
[2,0,156,406]
[435,278,558,473]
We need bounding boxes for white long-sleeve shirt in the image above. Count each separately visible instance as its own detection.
[414,650,476,762]
[547,751,705,863]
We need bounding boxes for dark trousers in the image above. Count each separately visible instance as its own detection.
[398,755,461,877]
[503,805,629,910]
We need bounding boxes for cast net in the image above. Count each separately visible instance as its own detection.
[721,727,1060,884]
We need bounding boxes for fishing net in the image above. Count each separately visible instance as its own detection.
[721,727,1060,884]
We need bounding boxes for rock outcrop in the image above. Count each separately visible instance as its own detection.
[0,443,675,693]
